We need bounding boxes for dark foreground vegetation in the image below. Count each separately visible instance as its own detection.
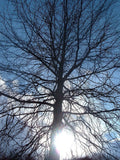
[0,153,35,160]
[0,152,117,160]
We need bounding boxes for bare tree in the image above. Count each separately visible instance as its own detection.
[0,0,120,159]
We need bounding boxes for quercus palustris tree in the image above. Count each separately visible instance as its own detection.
[0,0,120,159]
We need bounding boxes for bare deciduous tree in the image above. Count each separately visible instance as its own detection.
[0,0,120,160]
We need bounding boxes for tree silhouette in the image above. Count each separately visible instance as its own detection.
[0,0,120,160]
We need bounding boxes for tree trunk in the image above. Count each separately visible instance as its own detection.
[48,89,63,160]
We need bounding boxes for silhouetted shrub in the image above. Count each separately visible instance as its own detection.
[71,156,92,160]
[0,152,36,160]
[71,154,116,160]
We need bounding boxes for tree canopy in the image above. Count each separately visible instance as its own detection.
[0,0,120,159]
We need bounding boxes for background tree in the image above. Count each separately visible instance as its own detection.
[0,0,120,159]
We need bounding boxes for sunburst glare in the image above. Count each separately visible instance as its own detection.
[54,129,74,159]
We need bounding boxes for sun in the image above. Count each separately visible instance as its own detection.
[54,129,74,159]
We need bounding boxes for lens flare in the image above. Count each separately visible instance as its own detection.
[54,129,74,158]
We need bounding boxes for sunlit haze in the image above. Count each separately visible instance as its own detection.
[54,129,74,159]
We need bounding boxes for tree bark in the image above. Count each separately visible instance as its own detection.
[49,85,63,160]
[49,104,63,159]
